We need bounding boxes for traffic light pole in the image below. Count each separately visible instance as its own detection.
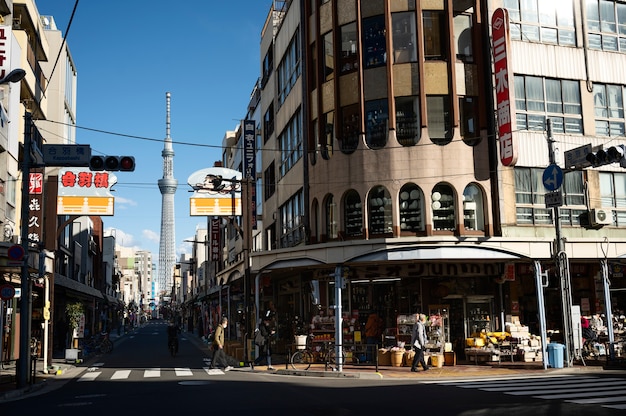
[547,119,574,367]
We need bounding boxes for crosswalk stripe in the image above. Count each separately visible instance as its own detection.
[203,367,225,375]
[111,370,131,380]
[175,368,193,376]
[78,372,101,382]
[144,368,160,378]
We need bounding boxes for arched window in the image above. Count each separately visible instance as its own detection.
[368,186,393,236]
[311,198,320,243]
[344,190,363,237]
[399,183,424,232]
[463,183,485,232]
[325,195,338,240]
[431,184,456,231]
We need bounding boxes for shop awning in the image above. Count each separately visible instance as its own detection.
[54,273,104,299]
[351,245,525,262]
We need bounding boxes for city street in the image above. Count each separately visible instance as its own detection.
[1,321,625,415]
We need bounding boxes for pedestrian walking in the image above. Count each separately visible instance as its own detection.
[410,313,429,372]
[253,317,276,370]
[210,317,232,371]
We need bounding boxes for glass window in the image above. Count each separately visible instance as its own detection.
[365,99,388,149]
[277,28,301,106]
[460,96,480,145]
[587,0,626,52]
[463,184,484,231]
[506,0,575,46]
[339,104,360,154]
[368,186,393,236]
[395,96,420,146]
[431,184,456,231]
[321,111,334,159]
[514,75,582,134]
[344,190,363,237]
[280,190,305,248]
[399,183,423,232]
[423,11,446,60]
[593,83,626,137]
[326,195,338,240]
[599,172,626,225]
[453,13,473,62]
[427,95,452,145]
[279,109,303,177]
[323,31,334,81]
[392,12,417,64]
[264,162,276,201]
[340,23,358,74]
[263,102,274,142]
[362,15,387,68]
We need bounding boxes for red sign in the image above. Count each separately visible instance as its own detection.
[28,170,44,245]
[492,8,517,167]
[210,218,221,262]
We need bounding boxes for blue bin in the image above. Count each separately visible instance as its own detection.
[547,343,565,368]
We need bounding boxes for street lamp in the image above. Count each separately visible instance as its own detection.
[0,68,32,388]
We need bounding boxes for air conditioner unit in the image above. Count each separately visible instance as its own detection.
[591,208,612,226]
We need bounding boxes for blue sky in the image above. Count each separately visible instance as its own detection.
[36,1,272,259]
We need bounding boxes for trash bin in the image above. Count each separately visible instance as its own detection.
[547,342,565,368]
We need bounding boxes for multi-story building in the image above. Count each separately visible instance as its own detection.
[202,0,626,364]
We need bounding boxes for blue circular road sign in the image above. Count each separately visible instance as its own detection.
[542,164,563,191]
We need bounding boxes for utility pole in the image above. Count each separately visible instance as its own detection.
[546,118,574,367]
[242,177,253,364]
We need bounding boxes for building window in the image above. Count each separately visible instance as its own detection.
[432,184,456,231]
[362,15,387,69]
[262,43,274,88]
[593,83,625,137]
[280,190,305,248]
[264,162,276,201]
[344,190,363,237]
[504,0,575,46]
[462,184,484,231]
[279,109,303,177]
[395,96,420,146]
[339,104,360,154]
[368,186,393,236]
[392,11,417,64]
[515,168,585,225]
[453,12,473,62]
[365,99,388,149]
[399,183,423,232]
[427,95,452,145]
[587,0,626,52]
[340,22,358,74]
[325,195,338,240]
[514,75,582,134]
[277,28,301,106]
[423,10,446,60]
[323,31,334,82]
[600,172,626,225]
[321,111,334,159]
[460,96,480,145]
[264,102,275,142]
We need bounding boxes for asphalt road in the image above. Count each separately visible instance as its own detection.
[2,321,625,415]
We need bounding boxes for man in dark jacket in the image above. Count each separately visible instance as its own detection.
[253,317,276,370]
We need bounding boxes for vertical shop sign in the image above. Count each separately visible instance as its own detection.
[28,170,44,246]
[491,8,517,166]
[210,218,221,262]
[243,120,257,228]
[0,25,11,79]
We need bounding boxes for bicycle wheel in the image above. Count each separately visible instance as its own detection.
[100,338,113,354]
[328,346,346,367]
[290,350,313,370]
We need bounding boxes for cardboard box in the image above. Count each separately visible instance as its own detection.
[444,351,456,366]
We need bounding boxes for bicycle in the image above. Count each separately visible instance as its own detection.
[290,335,346,371]
[83,331,113,355]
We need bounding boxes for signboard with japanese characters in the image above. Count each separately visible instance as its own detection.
[57,168,117,215]
[243,119,257,229]
[28,170,44,247]
[491,8,517,167]
[210,218,221,262]
[188,167,242,216]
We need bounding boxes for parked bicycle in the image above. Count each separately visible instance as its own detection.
[290,335,346,371]
[82,331,113,355]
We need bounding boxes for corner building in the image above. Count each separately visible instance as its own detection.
[235,0,626,364]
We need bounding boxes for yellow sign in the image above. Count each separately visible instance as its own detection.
[43,307,50,321]
[57,196,115,215]
[190,197,241,216]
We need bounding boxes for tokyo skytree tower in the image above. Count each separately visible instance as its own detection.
[158,92,177,296]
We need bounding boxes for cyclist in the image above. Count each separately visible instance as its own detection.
[167,320,179,354]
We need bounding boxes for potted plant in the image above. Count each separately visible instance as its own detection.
[65,302,84,350]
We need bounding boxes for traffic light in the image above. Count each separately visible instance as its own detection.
[586,145,626,168]
[89,155,135,171]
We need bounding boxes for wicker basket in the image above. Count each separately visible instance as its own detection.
[378,349,391,366]
[404,350,415,367]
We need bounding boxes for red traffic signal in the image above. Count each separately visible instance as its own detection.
[89,155,135,171]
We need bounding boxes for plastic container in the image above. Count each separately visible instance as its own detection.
[547,343,565,368]
[295,335,308,350]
